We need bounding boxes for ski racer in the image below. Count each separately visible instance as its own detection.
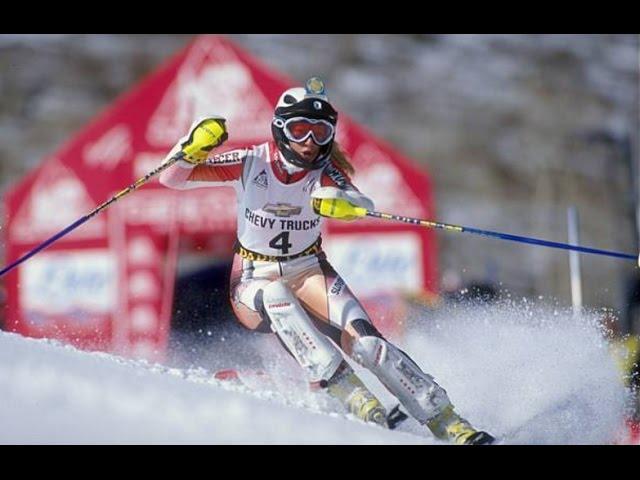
[158,77,495,445]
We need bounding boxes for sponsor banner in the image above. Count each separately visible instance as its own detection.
[20,249,117,315]
[19,249,117,323]
[323,232,424,296]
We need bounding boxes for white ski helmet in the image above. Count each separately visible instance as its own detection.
[271,77,338,170]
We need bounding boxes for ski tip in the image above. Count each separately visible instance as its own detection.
[213,369,240,381]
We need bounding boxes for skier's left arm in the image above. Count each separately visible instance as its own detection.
[310,163,375,217]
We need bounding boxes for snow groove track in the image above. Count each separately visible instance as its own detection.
[0,331,427,444]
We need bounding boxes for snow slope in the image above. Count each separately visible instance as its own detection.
[0,331,427,445]
[0,299,631,444]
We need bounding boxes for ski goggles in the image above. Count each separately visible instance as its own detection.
[281,117,335,146]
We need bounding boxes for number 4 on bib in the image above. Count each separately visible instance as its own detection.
[269,231,293,254]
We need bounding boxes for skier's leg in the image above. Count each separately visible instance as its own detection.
[285,256,388,426]
[299,255,493,444]
[260,279,345,385]
[230,254,346,375]
[229,255,331,372]
[253,264,385,426]
[227,255,382,426]
[345,319,494,444]
[230,254,385,427]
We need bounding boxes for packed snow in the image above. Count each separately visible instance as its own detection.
[0,299,632,444]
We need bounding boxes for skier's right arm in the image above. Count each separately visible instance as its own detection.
[159,147,248,190]
[159,117,246,190]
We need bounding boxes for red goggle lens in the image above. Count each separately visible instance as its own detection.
[285,119,334,144]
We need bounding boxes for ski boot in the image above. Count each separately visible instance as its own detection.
[326,365,387,427]
[426,405,495,445]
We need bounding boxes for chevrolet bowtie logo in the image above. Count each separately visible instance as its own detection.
[263,203,303,217]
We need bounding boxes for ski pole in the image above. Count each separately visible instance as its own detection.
[312,198,639,265]
[0,117,227,278]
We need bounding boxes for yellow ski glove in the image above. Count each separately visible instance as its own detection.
[311,186,371,221]
[180,116,228,165]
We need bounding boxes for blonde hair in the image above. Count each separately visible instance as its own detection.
[330,142,355,176]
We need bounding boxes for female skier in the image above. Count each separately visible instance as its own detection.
[159,77,494,445]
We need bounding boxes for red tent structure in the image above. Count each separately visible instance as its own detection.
[2,35,439,361]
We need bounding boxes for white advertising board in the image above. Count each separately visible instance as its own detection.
[19,250,117,316]
[323,232,424,296]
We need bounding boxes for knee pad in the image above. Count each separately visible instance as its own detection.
[350,318,383,339]
[351,333,452,423]
[262,280,344,383]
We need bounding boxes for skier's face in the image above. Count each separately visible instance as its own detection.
[289,136,320,163]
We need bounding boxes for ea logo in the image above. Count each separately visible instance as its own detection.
[313,101,322,110]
